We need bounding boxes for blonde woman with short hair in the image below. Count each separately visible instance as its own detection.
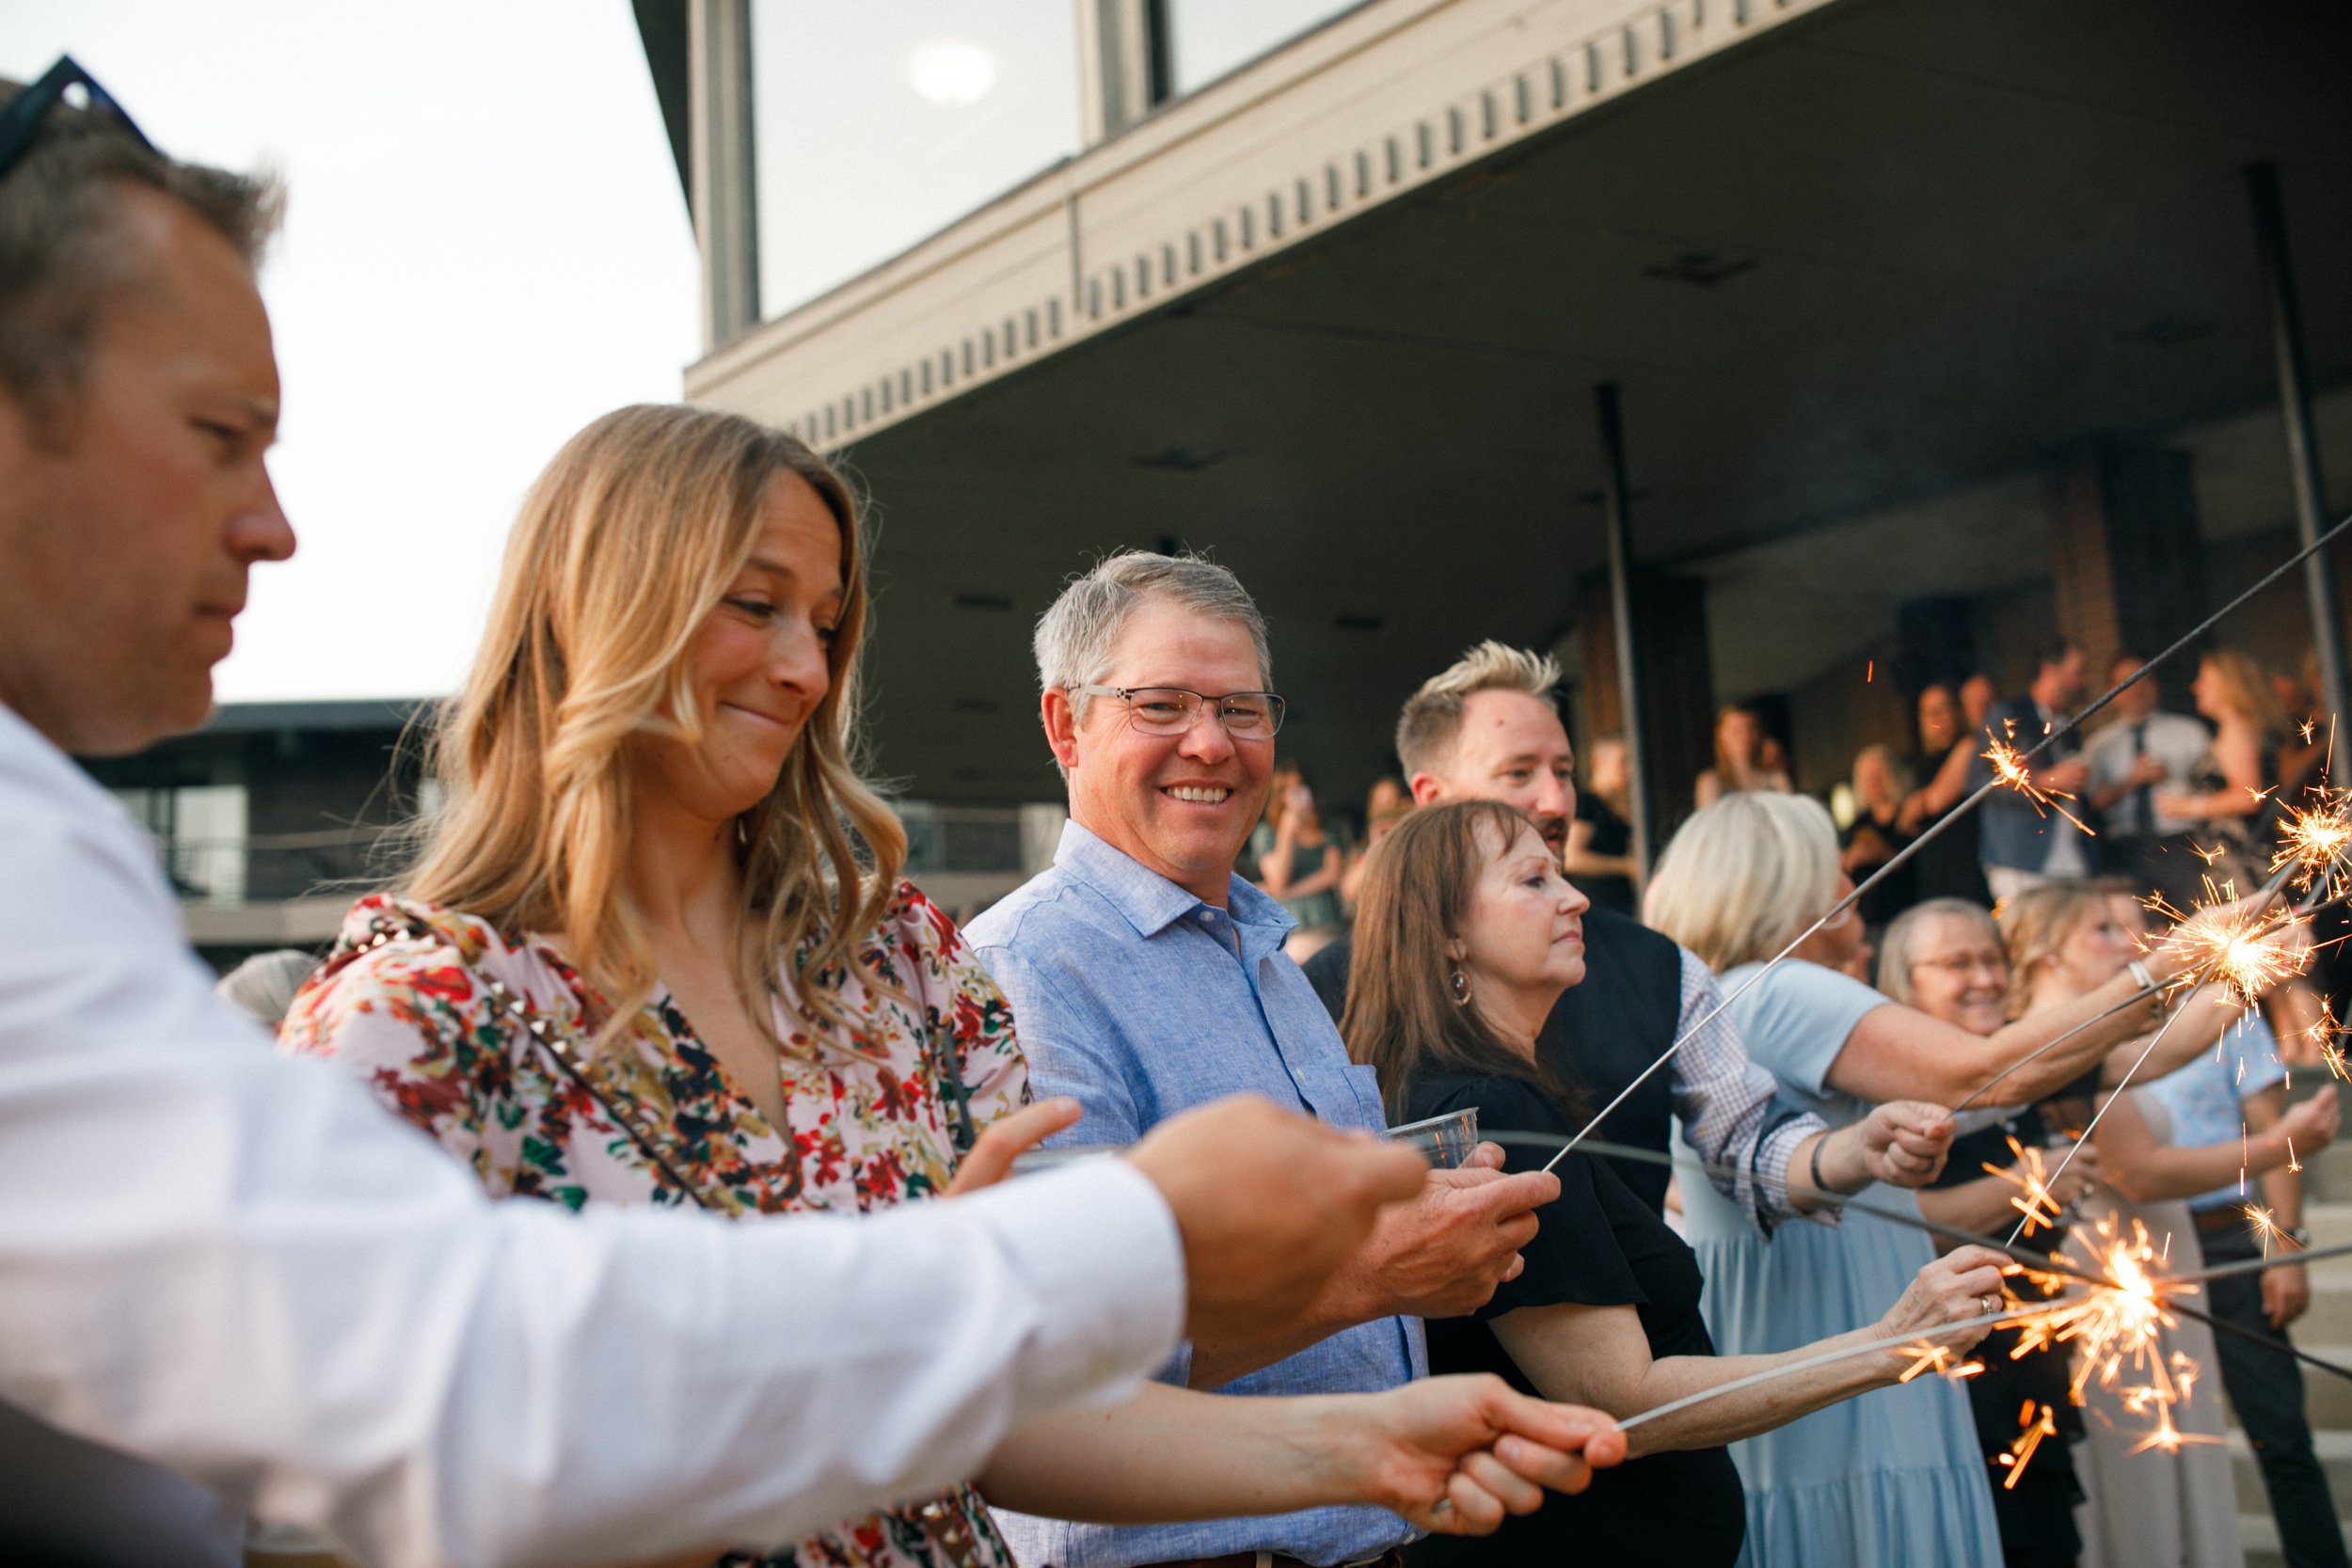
[282,404,1626,1568]
[1641,794,2285,1566]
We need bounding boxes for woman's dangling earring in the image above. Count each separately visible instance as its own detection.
[1450,969,1471,1006]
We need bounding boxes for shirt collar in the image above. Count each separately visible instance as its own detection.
[1054,818,1296,939]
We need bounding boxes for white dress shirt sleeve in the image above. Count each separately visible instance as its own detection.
[0,714,1184,1568]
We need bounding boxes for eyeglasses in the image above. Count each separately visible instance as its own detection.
[1075,685,1287,740]
[0,56,157,184]
[1912,952,2010,978]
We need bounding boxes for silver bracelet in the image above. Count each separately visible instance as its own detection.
[2126,958,2157,995]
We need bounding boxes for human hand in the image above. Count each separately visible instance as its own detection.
[2129,753,2169,788]
[1127,1097,1430,1348]
[2265,1262,2311,1328]
[2045,758,2090,796]
[2258,1259,2314,1325]
[2044,1144,2097,1210]
[1321,1375,1626,1533]
[1320,1163,1557,1323]
[1849,1101,1955,1189]
[1875,1245,2009,1363]
[946,1098,1082,1196]
[2279,1085,2341,1154]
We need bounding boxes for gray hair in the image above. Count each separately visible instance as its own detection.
[1876,897,2001,1007]
[0,75,283,427]
[1033,551,1272,724]
[215,948,318,1032]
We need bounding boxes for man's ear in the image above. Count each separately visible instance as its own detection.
[1042,687,1081,773]
[1407,772,1446,807]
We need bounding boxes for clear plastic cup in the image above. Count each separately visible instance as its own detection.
[1386,1105,1481,1169]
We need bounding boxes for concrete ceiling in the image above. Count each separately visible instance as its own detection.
[832,0,2352,802]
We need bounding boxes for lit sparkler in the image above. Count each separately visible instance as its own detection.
[1982,726,2095,837]
[2274,789,2352,891]
[2002,1213,2213,1454]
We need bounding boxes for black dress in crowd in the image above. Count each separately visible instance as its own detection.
[1906,745,1994,907]
[1397,1070,1747,1568]
[1838,804,1918,929]
[1570,790,1639,918]
[1925,1106,2085,1568]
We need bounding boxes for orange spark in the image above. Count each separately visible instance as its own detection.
[1997,1402,2060,1490]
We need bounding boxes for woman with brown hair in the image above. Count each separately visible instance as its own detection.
[279,406,1626,1568]
[1345,800,2010,1568]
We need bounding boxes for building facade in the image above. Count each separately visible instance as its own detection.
[639,0,2352,843]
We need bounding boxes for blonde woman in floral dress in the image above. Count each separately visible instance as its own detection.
[283,404,1620,1568]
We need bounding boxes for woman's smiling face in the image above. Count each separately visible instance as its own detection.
[638,472,843,824]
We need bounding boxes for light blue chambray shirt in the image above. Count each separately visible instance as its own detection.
[967,820,1425,1568]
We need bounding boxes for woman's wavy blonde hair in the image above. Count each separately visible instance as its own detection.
[1996,880,2126,1020]
[2201,645,2291,742]
[405,404,906,1048]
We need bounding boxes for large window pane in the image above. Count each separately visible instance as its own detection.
[751,3,1082,317]
[1167,0,1359,95]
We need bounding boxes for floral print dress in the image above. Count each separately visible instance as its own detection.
[281,882,1026,1568]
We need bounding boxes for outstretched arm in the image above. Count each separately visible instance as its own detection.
[1491,1248,2007,1458]
[979,1377,1624,1534]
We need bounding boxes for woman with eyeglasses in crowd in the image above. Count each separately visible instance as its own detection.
[1876,898,2096,1568]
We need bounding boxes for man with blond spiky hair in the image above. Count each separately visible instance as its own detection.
[1303,641,1957,1231]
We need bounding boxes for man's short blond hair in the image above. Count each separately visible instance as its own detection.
[1394,641,1561,778]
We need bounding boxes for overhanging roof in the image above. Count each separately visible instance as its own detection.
[691,0,2352,802]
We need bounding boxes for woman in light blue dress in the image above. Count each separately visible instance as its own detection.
[1643,793,2215,1568]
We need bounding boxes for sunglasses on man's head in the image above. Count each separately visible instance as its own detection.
[0,55,157,184]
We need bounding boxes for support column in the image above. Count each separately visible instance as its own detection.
[1579,572,1714,845]
[2246,161,2351,729]
[1077,0,1172,145]
[690,0,759,349]
[1595,384,1652,874]
[2044,436,2207,708]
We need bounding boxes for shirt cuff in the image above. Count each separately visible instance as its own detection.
[962,1157,1187,1411]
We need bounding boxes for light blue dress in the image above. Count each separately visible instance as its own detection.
[1674,958,2004,1568]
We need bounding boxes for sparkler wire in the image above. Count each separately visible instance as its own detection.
[1547,507,2352,1177]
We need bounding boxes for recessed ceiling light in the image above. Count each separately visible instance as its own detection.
[910,40,996,106]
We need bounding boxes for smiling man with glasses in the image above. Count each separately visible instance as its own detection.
[969,551,1565,1568]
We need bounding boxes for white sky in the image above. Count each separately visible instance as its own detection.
[2,2,702,704]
